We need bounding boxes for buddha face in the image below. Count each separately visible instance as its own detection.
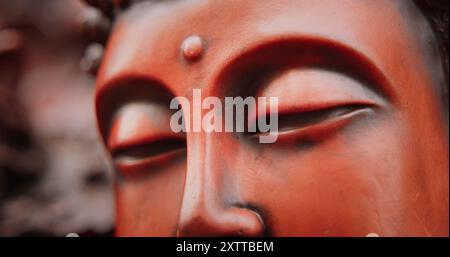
[95,0,448,236]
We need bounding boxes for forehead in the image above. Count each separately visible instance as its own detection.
[96,0,434,97]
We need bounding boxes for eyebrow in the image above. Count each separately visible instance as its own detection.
[213,37,395,102]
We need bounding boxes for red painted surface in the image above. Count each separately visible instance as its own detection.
[95,0,448,236]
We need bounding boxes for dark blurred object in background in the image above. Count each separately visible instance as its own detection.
[0,0,114,236]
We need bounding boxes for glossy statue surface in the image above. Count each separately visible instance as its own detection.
[94,0,449,236]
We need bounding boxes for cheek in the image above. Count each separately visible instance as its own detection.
[243,114,411,236]
[115,160,186,236]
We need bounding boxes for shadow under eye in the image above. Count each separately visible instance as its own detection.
[112,138,186,163]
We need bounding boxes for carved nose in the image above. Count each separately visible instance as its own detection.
[177,204,264,236]
[177,136,265,236]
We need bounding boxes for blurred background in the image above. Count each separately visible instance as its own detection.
[0,0,114,236]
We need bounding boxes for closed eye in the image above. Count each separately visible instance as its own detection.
[247,103,374,142]
[112,138,186,165]
[243,66,385,143]
[276,104,371,132]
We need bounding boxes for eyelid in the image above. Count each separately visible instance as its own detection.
[251,99,377,121]
[109,131,185,156]
[114,145,186,176]
[113,138,186,171]
[107,103,185,153]
[274,107,374,144]
[252,68,384,118]
[108,112,186,174]
[246,68,381,141]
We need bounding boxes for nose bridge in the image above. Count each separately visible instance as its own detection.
[177,132,265,236]
[180,133,224,220]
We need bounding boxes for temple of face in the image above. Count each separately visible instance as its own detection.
[87,0,448,236]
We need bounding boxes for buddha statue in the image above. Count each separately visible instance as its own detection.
[82,0,449,236]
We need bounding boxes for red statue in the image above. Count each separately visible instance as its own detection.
[84,0,449,236]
